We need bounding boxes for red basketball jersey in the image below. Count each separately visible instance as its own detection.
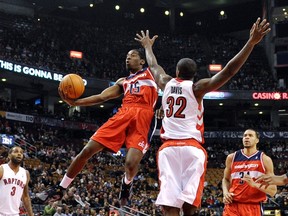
[122,67,158,109]
[229,150,267,203]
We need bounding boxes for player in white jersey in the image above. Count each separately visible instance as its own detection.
[135,18,270,216]
[0,146,34,216]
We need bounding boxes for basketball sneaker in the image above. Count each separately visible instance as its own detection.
[119,178,133,205]
[36,185,65,203]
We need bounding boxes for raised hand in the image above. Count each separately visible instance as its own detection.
[249,17,271,45]
[256,174,287,187]
[135,30,158,48]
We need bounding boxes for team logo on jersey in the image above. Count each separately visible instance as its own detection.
[234,164,258,169]
[3,178,25,189]
[138,141,145,148]
[138,141,149,154]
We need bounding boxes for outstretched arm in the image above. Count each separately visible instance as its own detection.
[194,18,270,98]
[242,155,277,197]
[59,78,124,106]
[256,173,288,186]
[135,30,172,90]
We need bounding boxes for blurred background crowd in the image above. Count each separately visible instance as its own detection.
[0,11,279,91]
[0,0,288,215]
[0,113,287,215]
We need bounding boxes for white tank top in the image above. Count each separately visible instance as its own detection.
[161,78,204,143]
[0,164,27,215]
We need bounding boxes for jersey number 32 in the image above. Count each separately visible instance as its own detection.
[166,96,187,118]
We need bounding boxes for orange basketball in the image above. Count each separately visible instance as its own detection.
[59,74,85,99]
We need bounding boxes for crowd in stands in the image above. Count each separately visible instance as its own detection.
[209,35,278,91]
[0,99,108,128]
[0,9,287,216]
[0,96,281,132]
[0,11,283,91]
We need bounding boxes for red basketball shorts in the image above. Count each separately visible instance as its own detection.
[90,105,154,153]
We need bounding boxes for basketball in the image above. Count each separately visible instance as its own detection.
[59,74,85,99]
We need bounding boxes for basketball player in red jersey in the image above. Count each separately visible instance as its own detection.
[0,146,34,216]
[135,17,270,216]
[222,129,276,216]
[49,49,158,205]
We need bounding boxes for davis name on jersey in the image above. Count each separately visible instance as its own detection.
[161,78,204,143]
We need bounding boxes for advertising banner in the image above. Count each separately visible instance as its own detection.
[5,111,34,123]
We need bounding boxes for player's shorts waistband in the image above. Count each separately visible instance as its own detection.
[233,201,262,205]
[159,138,205,151]
[121,103,153,110]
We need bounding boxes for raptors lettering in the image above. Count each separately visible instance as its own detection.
[3,178,25,189]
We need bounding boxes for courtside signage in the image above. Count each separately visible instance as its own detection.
[70,50,83,59]
[202,91,288,100]
[5,111,34,123]
[0,134,14,146]
[204,91,233,99]
[252,92,288,100]
[0,59,87,85]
